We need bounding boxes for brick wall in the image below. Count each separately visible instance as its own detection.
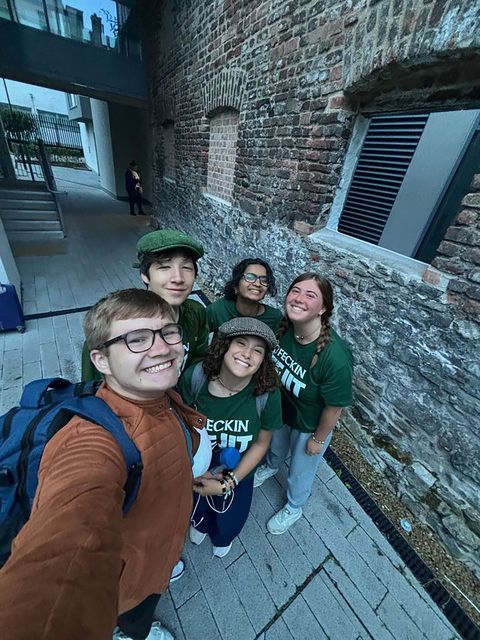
[141,0,480,577]
[433,175,480,318]
[206,111,238,203]
[162,121,175,181]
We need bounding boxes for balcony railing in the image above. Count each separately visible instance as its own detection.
[0,0,142,59]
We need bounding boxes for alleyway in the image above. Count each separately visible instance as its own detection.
[0,168,460,639]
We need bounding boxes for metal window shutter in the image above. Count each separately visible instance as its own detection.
[338,114,429,244]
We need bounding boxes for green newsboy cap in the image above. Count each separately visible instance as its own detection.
[219,317,278,351]
[136,229,204,261]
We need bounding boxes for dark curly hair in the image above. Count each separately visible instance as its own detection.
[223,258,277,300]
[202,334,279,395]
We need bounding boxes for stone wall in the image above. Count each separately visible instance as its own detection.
[141,0,480,577]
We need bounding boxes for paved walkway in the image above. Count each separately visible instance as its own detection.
[0,168,460,639]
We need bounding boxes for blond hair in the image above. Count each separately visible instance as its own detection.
[83,289,174,350]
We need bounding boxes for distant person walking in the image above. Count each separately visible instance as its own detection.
[126,160,146,216]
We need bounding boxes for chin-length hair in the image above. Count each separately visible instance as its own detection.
[202,334,279,395]
[223,258,277,300]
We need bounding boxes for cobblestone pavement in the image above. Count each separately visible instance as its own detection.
[0,169,460,639]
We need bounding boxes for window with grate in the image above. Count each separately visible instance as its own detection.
[337,110,480,260]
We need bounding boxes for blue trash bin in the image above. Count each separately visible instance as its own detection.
[0,283,25,332]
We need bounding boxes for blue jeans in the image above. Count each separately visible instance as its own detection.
[266,425,332,510]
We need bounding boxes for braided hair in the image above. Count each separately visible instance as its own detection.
[280,273,334,368]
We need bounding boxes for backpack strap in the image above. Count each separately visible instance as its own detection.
[255,392,269,418]
[49,396,142,513]
[20,378,71,408]
[168,403,193,463]
[190,362,207,404]
[74,381,102,397]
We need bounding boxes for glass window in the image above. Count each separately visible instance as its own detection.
[67,94,78,109]
[0,0,12,20]
[13,0,48,30]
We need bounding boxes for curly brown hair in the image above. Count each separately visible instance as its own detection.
[202,334,279,395]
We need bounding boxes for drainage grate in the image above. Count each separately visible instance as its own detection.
[325,447,480,640]
[24,305,93,321]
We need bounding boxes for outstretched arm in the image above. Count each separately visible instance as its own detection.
[0,418,127,640]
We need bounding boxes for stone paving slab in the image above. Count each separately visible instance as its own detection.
[0,169,462,639]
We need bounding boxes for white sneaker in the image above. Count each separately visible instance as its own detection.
[267,505,302,535]
[253,464,277,488]
[113,622,174,640]
[213,542,232,558]
[189,525,207,545]
[146,623,174,640]
[169,559,185,583]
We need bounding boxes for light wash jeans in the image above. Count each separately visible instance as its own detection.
[266,424,332,510]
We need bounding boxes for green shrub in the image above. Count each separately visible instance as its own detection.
[0,108,37,139]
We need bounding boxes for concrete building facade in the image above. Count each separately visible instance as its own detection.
[141,0,480,578]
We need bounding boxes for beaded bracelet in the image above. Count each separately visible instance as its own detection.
[311,434,325,445]
[220,478,233,497]
[223,470,239,488]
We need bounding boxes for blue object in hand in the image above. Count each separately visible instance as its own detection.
[211,447,241,473]
[219,447,241,469]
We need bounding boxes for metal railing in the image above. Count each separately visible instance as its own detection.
[34,113,82,150]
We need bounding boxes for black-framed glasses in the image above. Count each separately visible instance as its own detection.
[242,272,269,287]
[97,324,183,353]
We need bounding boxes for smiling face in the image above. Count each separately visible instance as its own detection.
[222,335,266,381]
[285,278,326,324]
[236,263,269,304]
[141,250,196,307]
[90,314,184,401]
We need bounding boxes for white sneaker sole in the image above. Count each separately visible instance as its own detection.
[213,542,232,558]
[169,560,185,583]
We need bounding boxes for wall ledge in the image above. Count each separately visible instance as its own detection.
[309,228,452,292]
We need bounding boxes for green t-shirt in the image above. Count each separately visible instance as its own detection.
[179,365,282,472]
[273,326,353,433]
[80,298,209,382]
[207,297,283,335]
[178,299,209,370]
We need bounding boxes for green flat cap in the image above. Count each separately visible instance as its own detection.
[136,229,204,261]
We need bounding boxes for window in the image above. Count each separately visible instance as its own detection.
[67,93,78,109]
[337,109,480,261]
[162,121,175,182]
[206,110,239,203]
